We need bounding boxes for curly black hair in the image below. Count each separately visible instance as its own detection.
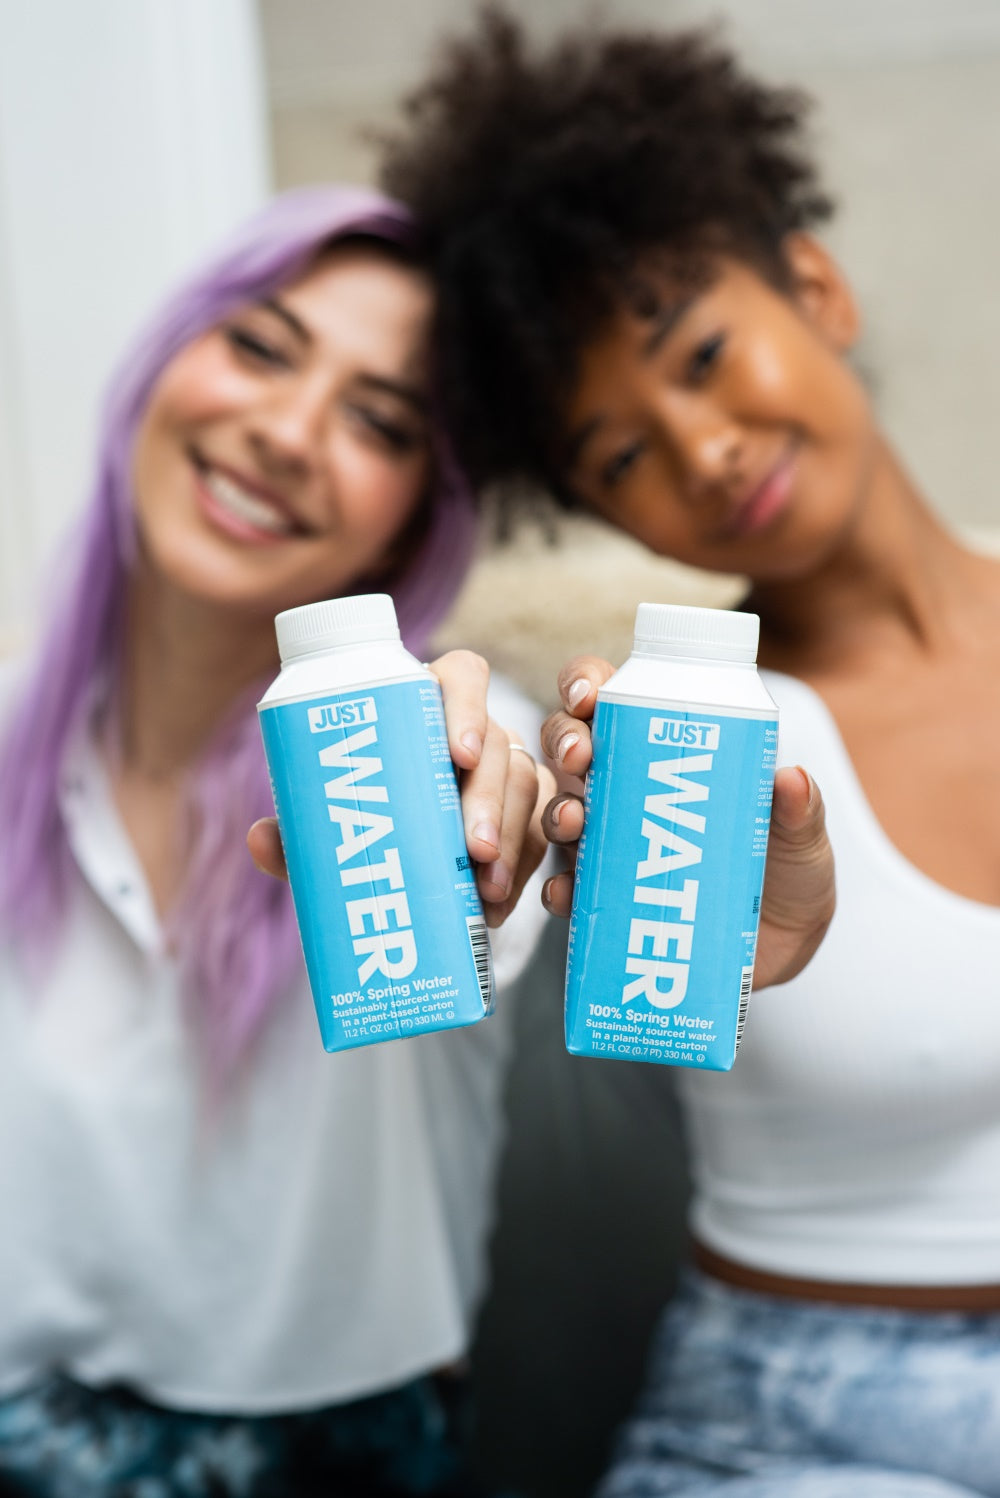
[381,7,833,506]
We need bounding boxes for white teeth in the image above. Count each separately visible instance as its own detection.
[203,469,293,535]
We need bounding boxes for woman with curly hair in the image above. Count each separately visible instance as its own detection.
[382,12,1000,1494]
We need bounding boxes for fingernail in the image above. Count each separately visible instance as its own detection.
[550,798,565,827]
[794,765,814,807]
[482,859,512,898]
[556,732,580,764]
[542,877,556,909]
[472,820,500,851]
[461,731,483,759]
[566,678,590,710]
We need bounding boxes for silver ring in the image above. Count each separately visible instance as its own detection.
[509,743,537,764]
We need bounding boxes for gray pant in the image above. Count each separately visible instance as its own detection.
[598,1269,1000,1497]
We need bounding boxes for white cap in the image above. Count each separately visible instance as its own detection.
[274,593,400,661]
[633,602,760,663]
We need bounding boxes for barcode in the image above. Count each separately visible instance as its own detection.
[734,967,753,1053]
[467,917,494,1010]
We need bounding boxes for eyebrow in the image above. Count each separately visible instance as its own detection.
[259,296,311,344]
[258,299,427,414]
[564,294,695,469]
[564,416,602,471]
[641,294,695,358]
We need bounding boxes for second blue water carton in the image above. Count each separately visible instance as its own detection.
[565,604,778,1071]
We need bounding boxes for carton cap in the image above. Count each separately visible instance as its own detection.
[275,593,400,661]
[634,603,760,663]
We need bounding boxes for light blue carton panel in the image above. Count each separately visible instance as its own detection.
[566,701,777,1070]
[260,678,492,1051]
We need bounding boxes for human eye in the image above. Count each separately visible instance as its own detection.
[686,331,726,385]
[223,323,290,369]
[600,439,646,490]
[348,403,423,454]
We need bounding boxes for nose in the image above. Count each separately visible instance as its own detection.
[662,391,743,500]
[246,373,329,474]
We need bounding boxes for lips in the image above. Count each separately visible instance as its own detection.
[191,455,306,544]
[722,448,798,539]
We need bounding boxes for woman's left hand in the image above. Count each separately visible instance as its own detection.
[538,654,836,988]
[248,649,555,929]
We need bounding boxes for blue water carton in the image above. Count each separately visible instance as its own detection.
[258,594,493,1051]
[566,604,778,1071]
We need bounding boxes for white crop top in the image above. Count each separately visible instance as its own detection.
[681,669,1000,1286]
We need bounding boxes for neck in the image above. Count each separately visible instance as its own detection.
[750,438,990,677]
[113,565,280,778]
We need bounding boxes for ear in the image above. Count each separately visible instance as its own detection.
[781,233,861,353]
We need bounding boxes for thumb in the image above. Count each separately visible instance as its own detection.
[247,818,288,883]
[753,766,836,989]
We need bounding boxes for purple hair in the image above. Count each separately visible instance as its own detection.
[0,186,479,1080]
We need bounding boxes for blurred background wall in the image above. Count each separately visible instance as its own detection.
[0,0,269,651]
[3,0,998,689]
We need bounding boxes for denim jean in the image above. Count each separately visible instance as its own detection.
[598,1268,1000,1497]
[0,1371,491,1498]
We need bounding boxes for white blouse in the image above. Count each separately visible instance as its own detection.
[0,666,548,1412]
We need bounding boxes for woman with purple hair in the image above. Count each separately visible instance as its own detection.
[0,185,551,1495]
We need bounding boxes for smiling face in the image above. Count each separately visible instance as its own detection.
[131,243,434,620]
[562,237,878,584]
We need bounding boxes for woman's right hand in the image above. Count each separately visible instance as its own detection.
[249,648,554,929]
[539,655,837,989]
